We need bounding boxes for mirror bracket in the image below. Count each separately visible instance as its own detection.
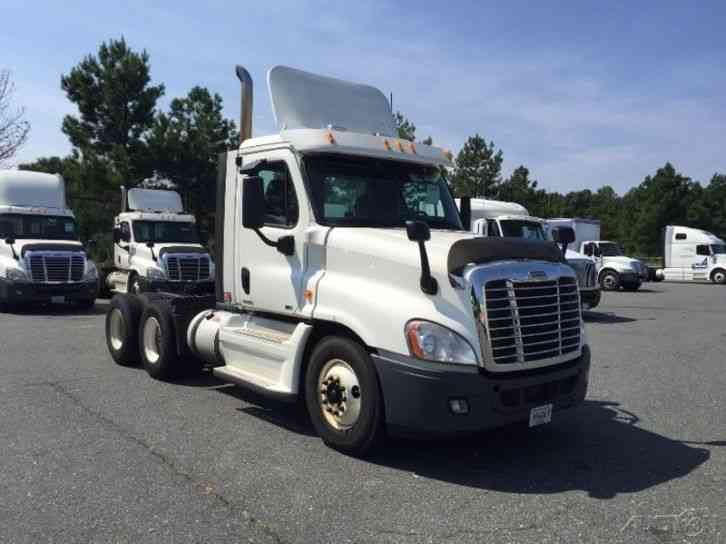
[405,220,438,295]
[253,229,294,256]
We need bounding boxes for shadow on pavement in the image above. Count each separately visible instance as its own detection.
[368,400,709,499]
[583,311,638,324]
[1,299,109,317]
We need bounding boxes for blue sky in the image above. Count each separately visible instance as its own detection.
[2,0,725,194]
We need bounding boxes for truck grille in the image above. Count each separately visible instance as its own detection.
[165,256,210,282]
[483,277,581,365]
[27,254,85,283]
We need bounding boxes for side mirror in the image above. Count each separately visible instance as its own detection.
[406,220,431,242]
[551,226,575,245]
[4,237,16,245]
[594,246,602,257]
[242,176,265,230]
[112,227,121,243]
[198,226,210,245]
[405,220,437,295]
[458,196,471,231]
[86,239,97,250]
[146,241,155,248]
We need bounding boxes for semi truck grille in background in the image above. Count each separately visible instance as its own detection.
[27,254,85,283]
[165,256,210,281]
[483,277,581,365]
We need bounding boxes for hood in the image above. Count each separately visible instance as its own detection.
[564,249,593,262]
[603,255,640,266]
[11,239,85,256]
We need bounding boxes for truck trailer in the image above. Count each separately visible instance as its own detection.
[0,170,98,309]
[104,65,591,456]
[657,225,726,283]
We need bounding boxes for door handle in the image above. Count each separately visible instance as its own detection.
[241,267,250,294]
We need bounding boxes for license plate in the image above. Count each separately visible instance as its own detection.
[529,404,553,427]
[51,296,65,304]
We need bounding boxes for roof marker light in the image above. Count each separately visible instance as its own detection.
[410,143,417,154]
[396,141,404,152]
[326,131,336,144]
[383,139,391,151]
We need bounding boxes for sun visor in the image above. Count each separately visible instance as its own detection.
[448,237,565,275]
[268,65,396,137]
[127,188,183,213]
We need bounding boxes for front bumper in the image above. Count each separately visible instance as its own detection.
[619,271,642,285]
[580,287,601,309]
[140,278,215,295]
[372,346,590,436]
[0,278,98,304]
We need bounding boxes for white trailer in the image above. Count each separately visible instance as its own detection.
[657,225,726,283]
[460,198,601,309]
[546,218,648,291]
[0,170,98,310]
[104,65,591,456]
[104,188,214,296]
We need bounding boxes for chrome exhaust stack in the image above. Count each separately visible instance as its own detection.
[235,65,253,145]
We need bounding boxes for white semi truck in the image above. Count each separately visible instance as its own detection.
[0,170,98,309]
[657,225,726,283]
[104,188,214,295]
[104,65,591,456]
[546,218,648,291]
[461,199,601,309]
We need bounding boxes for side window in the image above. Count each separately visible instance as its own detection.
[487,219,501,237]
[257,162,299,228]
[675,233,687,240]
[121,222,131,240]
[696,245,710,256]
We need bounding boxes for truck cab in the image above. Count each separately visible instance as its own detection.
[547,218,648,291]
[658,225,726,283]
[463,199,601,309]
[0,170,98,309]
[105,188,214,295]
[104,65,591,456]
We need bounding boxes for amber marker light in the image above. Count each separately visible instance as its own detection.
[326,131,336,144]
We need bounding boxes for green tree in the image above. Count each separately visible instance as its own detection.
[147,86,238,219]
[394,111,416,141]
[496,165,538,210]
[61,37,164,184]
[451,134,503,197]
[0,70,30,166]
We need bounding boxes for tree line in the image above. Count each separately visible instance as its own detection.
[14,37,725,260]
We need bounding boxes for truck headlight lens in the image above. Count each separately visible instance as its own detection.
[83,261,98,280]
[405,320,478,365]
[5,267,30,282]
[146,267,166,281]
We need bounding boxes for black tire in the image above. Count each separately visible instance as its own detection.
[600,270,620,291]
[711,269,726,284]
[304,336,385,457]
[622,281,641,292]
[106,294,143,366]
[138,302,179,380]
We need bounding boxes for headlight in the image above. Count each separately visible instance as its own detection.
[146,267,166,280]
[5,267,29,282]
[405,320,478,365]
[83,261,98,280]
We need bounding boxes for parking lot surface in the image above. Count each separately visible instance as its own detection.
[1,282,724,543]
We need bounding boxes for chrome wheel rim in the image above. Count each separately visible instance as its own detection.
[602,275,617,290]
[109,309,125,351]
[143,316,162,364]
[318,359,361,431]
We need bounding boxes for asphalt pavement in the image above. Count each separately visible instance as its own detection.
[1,282,724,543]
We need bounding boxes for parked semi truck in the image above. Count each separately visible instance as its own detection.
[656,225,726,283]
[103,187,214,295]
[460,199,601,309]
[104,65,591,455]
[546,218,648,291]
[0,170,98,310]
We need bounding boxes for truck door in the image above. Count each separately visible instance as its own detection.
[115,221,132,269]
[235,150,307,315]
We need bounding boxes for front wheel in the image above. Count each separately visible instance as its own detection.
[711,269,726,284]
[106,295,142,366]
[305,336,385,457]
[600,271,620,291]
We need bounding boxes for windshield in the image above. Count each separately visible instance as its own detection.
[132,221,199,244]
[712,244,726,254]
[0,214,79,241]
[599,242,624,256]
[500,220,546,240]
[304,155,463,230]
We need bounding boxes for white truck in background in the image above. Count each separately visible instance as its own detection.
[461,199,601,309]
[0,170,98,310]
[103,64,591,456]
[657,225,726,283]
[546,218,648,291]
[103,188,214,296]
